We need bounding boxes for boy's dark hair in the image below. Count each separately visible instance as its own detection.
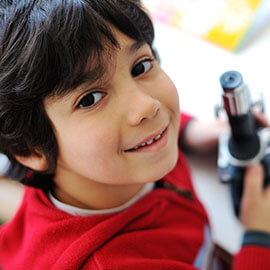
[0,0,155,187]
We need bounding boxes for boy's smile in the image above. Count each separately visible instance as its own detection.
[43,30,180,209]
[124,125,168,152]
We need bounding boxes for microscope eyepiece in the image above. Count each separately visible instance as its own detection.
[220,71,243,92]
[219,70,260,160]
[220,70,250,116]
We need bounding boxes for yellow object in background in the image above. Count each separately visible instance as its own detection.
[143,0,270,52]
[206,0,261,51]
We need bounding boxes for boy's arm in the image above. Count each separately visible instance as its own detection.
[179,112,229,153]
[0,176,23,222]
[180,110,269,154]
[233,164,270,270]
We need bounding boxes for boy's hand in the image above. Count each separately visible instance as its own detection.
[182,118,229,153]
[240,164,270,232]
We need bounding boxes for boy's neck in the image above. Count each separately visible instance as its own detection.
[52,176,145,210]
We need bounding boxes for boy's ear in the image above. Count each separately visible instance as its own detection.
[15,151,49,172]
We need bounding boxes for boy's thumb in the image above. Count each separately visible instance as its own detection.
[243,164,264,198]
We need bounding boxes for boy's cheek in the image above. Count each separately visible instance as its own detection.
[160,73,180,114]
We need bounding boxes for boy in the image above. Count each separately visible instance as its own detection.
[0,0,270,269]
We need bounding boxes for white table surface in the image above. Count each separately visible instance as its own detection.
[153,21,270,254]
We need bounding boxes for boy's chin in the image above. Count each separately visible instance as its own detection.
[147,149,179,183]
[163,150,179,176]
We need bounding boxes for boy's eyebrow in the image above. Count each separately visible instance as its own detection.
[71,65,106,92]
[128,40,147,54]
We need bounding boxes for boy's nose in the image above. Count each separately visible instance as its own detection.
[125,89,161,126]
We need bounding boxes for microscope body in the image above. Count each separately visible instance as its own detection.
[217,71,270,216]
[218,126,270,216]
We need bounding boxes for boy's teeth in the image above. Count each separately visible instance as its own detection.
[128,131,163,151]
[146,139,154,145]
[139,133,162,147]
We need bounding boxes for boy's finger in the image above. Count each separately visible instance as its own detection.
[252,110,269,127]
[243,164,264,198]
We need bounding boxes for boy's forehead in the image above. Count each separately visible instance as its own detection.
[114,30,147,53]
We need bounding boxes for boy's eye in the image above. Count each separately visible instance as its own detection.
[77,92,104,108]
[132,58,154,77]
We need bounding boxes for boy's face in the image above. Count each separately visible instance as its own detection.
[44,30,180,187]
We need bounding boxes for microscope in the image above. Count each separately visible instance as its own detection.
[217,70,270,216]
